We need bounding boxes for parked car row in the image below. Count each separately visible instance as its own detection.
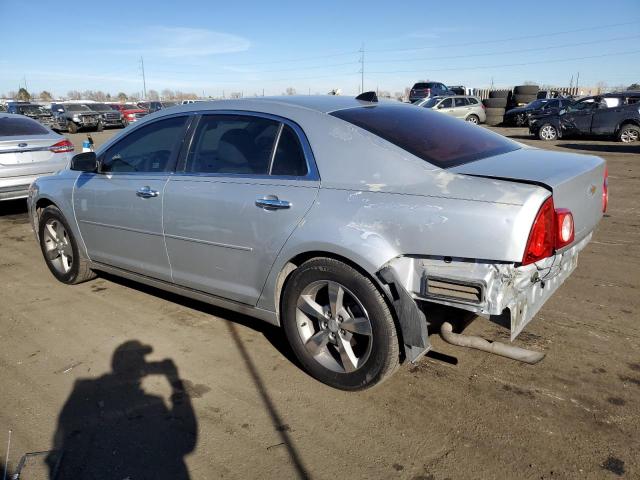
[529,91,640,143]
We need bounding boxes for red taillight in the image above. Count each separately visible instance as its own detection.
[522,197,576,265]
[522,197,555,265]
[49,139,74,153]
[555,208,574,248]
[602,166,608,213]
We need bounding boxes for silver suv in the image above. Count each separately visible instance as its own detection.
[417,95,486,124]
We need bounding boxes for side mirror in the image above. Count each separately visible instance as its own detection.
[70,152,98,172]
[437,104,444,109]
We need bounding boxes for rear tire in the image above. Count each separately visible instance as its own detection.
[538,123,558,141]
[281,258,400,390]
[466,114,480,124]
[38,206,96,285]
[618,124,639,143]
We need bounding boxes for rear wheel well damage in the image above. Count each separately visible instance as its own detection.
[274,251,429,364]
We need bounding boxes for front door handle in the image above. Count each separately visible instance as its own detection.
[136,186,159,198]
[256,196,291,210]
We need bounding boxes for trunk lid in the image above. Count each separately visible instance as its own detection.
[451,147,605,243]
[0,136,59,166]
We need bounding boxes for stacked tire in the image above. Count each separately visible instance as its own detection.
[512,85,539,106]
[483,90,509,126]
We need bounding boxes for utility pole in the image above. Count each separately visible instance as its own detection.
[576,72,580,92]
[140,56,147,100]
[359,43,365,93]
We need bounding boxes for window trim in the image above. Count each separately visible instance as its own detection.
[175,110,319,181]
[96,113,195,176]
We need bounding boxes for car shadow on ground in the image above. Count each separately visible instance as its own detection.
[556,143,640,154]
[95,272,313,479]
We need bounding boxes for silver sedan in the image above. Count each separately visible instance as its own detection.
[28,95,606,390]
[1,113,74,201]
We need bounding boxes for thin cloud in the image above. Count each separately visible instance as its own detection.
[109,26,251,58]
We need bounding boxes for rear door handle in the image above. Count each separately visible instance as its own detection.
[256,196,291,210]
[136,186,159,198]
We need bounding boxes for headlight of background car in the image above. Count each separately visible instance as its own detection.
[72,115,80,121]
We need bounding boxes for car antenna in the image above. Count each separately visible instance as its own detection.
[355,91,378,103]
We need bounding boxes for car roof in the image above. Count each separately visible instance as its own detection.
[160,95,380,115]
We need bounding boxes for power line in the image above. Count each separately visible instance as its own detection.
[367,50,640,75]
[365,34,640,64]
[367,19,640,54]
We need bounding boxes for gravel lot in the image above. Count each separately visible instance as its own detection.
[0,125,638,479]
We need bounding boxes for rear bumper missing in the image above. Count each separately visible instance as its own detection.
[383,234,591,340]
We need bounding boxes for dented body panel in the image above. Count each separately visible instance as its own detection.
[383,234,590,340]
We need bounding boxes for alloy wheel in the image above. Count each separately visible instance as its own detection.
[42,219,73,274]
[620,128,639,143]
[296,280,373,373]
[540,125,557,141]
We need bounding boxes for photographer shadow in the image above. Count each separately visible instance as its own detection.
[46,340,197,479]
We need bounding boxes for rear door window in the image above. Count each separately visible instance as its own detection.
[330,104,520,169]
[186,115,279,175]
[467,97,478,105]
[454,98,468,107]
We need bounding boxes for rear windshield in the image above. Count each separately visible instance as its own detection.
[412,83,436,89]
[330,104,520,169]
[0,116,49,136]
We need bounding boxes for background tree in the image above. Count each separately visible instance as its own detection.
[39,90,53,101]
[628,83,640,90]
[67,90,82,100]
[117,92,128,102]
[128,92,140,102]
[106,93,112,101]
[16,88,31,101]
[161,89,175,100]
[285,87,296,95]
[147,89,159,101]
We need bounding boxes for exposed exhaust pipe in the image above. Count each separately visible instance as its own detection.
[440,322,545,364]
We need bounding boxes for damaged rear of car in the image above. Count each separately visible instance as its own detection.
[315,102,606,370]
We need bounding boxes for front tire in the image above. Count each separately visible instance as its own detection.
[618,124,639,143]
[281,258,400,390]
[67,121,78,134]
[538,123,558,141]
[38,206,96,284]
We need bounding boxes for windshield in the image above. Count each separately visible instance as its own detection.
[526,99,549,109]
[0,116,49,136]
[330,104,520,169]
[65,104,92,112]
[19,105,48,115]
[421,98,441,108]
[87,104,112,111]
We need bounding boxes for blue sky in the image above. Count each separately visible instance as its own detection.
[1,0,639,97]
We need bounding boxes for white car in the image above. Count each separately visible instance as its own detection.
[0,113,74,201]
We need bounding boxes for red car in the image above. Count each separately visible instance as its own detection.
[107,104,148,125]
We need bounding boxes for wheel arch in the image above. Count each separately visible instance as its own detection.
[616,119,640,132]
[270,250,417,363]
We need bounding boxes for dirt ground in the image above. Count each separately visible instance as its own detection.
[0,125,638,479]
